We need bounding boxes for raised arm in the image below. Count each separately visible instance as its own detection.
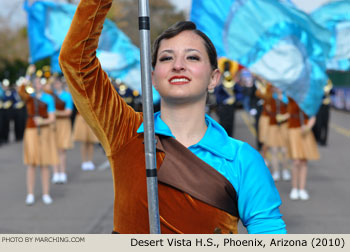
[59,0,143,156]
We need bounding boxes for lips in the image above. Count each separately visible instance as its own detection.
[169,76,191,85]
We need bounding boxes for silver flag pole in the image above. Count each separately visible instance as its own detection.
[138,0,161,234]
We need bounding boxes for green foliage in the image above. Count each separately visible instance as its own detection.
[109,0,186,47]
[0,58,28,84]
[328,70,350,87]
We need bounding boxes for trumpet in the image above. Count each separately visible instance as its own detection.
[222,71,235,89]
[324,80,333,94]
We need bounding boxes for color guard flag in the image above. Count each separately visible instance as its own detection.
[311,0,350,71]
[24,0,160,103]
[190,0,234,57]
[24,0,76,64]
[191,0,332,116]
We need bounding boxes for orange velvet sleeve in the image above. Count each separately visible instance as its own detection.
[59,0,143,156]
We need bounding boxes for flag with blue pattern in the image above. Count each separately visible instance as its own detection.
[191,0,333,116]
[24,0,160,103]
[311,0,350,71]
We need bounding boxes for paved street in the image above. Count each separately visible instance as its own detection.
[0,140,114,234]
[235,108,350,234]
[0,108,349,234]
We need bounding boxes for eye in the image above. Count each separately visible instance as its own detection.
[187,55,200,61]
[159,56,172,62]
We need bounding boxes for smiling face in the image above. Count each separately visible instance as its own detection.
[152,30,220,105]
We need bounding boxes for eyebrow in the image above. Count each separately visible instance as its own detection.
[159,48,202,55]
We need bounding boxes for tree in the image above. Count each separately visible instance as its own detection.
[0,0,185,83]
[108,0,186,47]
[0,19,29,83]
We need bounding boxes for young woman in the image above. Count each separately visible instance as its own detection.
[51,76,74,183]
[72,111,99,171]
[59,0,286,233]
[265,87,291,181]
[287,98,320,200]
[19,76,58,205]
[255,81,273,164]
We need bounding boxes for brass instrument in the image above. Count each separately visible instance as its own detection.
[3,100,13,109]
[222,71,235,89]
[218,58,241,105]
[323,79,333,105]
[324,79,333,94]
[222,72,236,105]
[218,57,239,77]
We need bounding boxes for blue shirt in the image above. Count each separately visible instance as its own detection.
[31,92,55,113]
[272,92,289,104]
[55,90,74,110]
[0,86,4,100]
[137,112,287,234]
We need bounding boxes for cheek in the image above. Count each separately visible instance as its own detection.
[152,68,167,86]
[192,66,212,84]
[191,63,211,75]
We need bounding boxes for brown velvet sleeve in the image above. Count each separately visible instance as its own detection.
[59,0,143,156]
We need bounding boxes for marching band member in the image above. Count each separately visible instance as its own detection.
[266,87,291,181]
[214,58,239,137]
[50,76,74,183]
[72,111,99,171]
[287,98,320,200]
[18,74,58,206]
[255,81,273,165]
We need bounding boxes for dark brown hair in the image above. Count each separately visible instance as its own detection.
[152,21,218,70]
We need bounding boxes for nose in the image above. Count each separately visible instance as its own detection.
[172,57,185,72]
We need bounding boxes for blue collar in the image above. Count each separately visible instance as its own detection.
[137,112,235,161]
[272,92,288,104]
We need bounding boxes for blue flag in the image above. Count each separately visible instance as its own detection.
[311,0,350,71]
[190,0,296,57]
[326,58,350,71]
[24,0,76,64]
[279,0,296,7]
[24,0,160,103]
[190,0,234,57]
[191,0,332,116]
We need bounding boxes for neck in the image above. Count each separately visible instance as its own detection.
[160,100,207,147]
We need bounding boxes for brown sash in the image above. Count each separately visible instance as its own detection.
[111,134,239,233]
[52,93,66,111]
[45,90,66,110]
[25,97,49,128]
[156,135,238,217]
